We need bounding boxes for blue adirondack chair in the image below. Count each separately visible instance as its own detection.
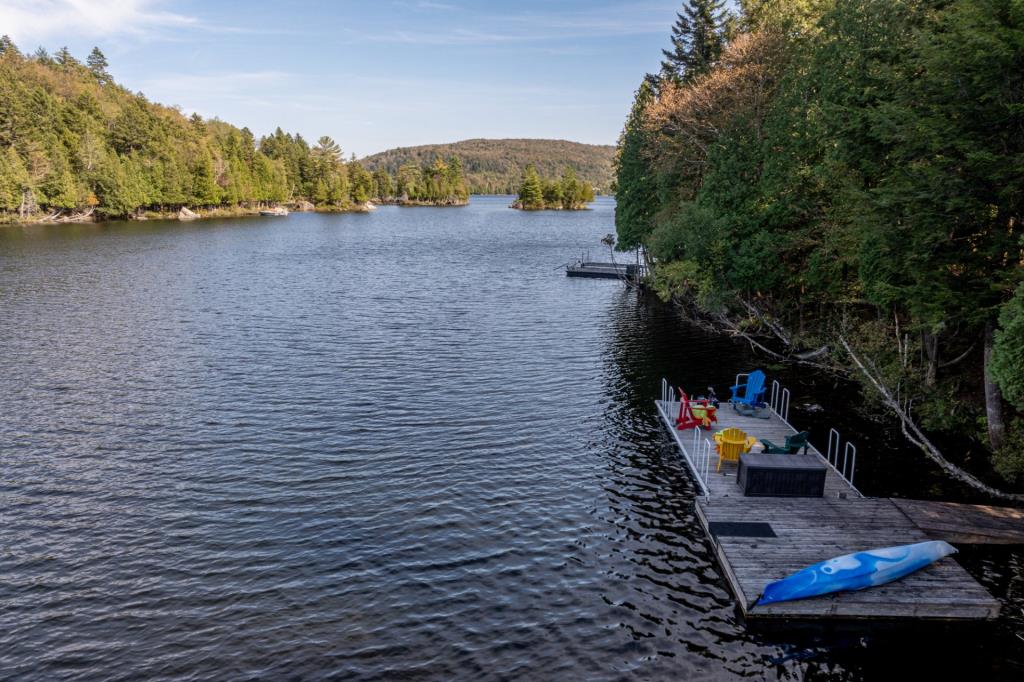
[729,370,767,412]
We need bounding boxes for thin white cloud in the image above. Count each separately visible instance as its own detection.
[0,0,198,42]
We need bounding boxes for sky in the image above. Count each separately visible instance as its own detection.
[0,0,686,157]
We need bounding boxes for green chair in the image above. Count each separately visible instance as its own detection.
[761,431,810,454]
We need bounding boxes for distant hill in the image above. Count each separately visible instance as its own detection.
[361,139,616,195]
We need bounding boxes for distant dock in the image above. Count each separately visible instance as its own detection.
[656,375,1002,620]
[565,261,638,279]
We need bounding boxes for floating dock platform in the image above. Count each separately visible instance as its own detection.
[565,261,637,279]
[657,376,1001,620]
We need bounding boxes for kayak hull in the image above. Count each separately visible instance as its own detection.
[756,540,957,606]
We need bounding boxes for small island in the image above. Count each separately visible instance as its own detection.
[510,164,595,210]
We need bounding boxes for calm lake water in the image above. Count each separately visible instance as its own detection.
[1,196,1022,680]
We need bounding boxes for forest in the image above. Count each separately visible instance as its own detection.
[361,138,615,195]
[616,0,1024,494]
[0,39,466,221]
[512,165,595,210]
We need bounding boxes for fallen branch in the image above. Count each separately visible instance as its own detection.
[34,210,61,223]
[839,335,1024,502]
[739,297,792,348]
[939,341,977,369]
[715,312,835,372]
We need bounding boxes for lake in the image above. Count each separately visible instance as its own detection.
[1,196,1022,679]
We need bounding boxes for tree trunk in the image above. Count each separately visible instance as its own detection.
[984,319,1006,451]
[922,330,938,387]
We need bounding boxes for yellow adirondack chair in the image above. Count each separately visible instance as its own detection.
[714,427,758,471]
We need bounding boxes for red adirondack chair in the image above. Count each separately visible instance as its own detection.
[675,388,704,430]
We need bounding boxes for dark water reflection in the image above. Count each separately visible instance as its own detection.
[1,197,1021,680]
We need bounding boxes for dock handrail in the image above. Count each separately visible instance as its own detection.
[827,427,860,492]
[769,379,790,422]
[660,375,860,498]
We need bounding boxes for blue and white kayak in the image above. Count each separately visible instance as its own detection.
[755,540,957,607]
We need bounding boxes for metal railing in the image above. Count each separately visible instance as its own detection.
[769,379,790,422]
[732,373,790,422]
[663,375,862,498]
[827,427,859,490]
[661,378,711,499]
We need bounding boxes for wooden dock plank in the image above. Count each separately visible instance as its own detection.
[891,498,1024,545]
[659,396,1001,621]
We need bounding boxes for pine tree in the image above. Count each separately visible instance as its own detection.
[54,46,78,68]
[312,136,342,165]
[87,47,110,83]
[0,35,20,58]
[372,168,393,200]
[517,165,544,209]
[0,147,31,211]
[658,0,728,84]
[614,80,658,250]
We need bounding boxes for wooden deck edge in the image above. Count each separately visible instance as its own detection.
[695,500,751,615]
[891,498,1024,546]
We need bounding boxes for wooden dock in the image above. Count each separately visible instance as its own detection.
[565,261,637,279]
[656,381,1001,621]
[891,498,1024,545]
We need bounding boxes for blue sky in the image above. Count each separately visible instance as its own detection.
[0,0,686,157]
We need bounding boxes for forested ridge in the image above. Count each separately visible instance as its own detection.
[616,0,1024,492]
[0,38,467,221]
[361,138,615,195]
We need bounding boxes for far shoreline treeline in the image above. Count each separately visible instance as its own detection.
[0,38,468,224]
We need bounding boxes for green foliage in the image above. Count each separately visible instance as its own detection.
[514,164,594,210]
[0,146,30,210]
[621,0,1024,477]
[348,161,373,204]
[361,138,615,195]
[615,81,657,250]
[993,418,1024,485]
[658,0,730,84]
[86,47,109,83]
[0,35,20,58]
[372,168,393,199]
[516,165,544,209]
[992,283,1024,411]
[0,40,403,218]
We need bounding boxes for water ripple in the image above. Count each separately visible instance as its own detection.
[2,198,1022,680]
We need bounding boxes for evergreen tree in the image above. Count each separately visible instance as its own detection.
[0,146,30,211]
[993,282,1024,412]
[372,168,393,199]
[312,136,342,165]
[86,47,109,82]
[0,35,19,57]
[55,46,77,67]
[516,164,544,209]
[396,162,420,199]
[348,161,373,203]
[659,0,729,84]
[614,81,658,250]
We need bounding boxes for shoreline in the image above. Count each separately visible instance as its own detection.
[0,200,470,227]
[1,195,607,227]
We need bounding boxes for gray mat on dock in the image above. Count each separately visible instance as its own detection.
[708,522,777,538]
